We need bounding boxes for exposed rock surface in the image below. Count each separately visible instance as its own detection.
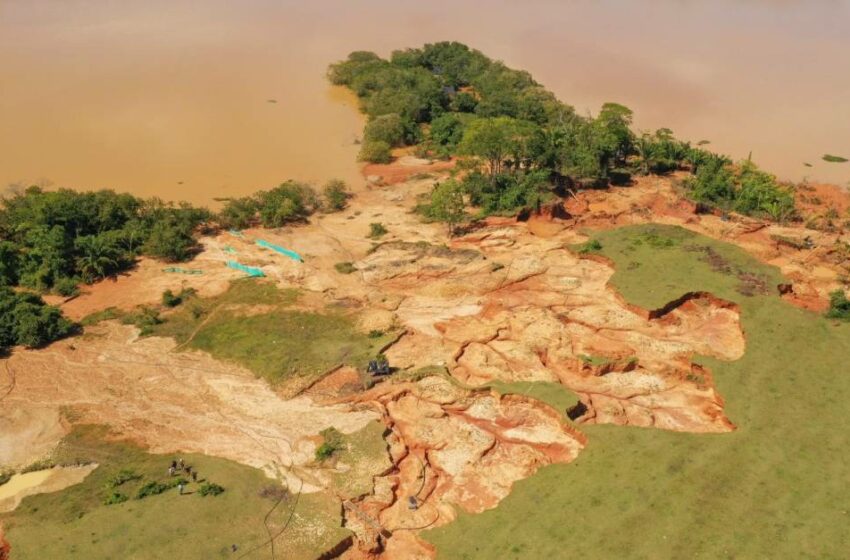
[5,165,846,557]
[341,377,585,557]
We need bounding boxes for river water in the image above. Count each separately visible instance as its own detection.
[2,0,848,204]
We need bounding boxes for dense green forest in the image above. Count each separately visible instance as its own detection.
[0,187,210,294]
[328,41,796,221]
[0,187,210,351]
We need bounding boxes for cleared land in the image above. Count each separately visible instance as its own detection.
[425,224,850,559]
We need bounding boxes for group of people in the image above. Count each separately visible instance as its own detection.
[167,458,198,495]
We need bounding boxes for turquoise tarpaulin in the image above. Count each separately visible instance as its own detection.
[256,239,303,262]
[226,260,265,277]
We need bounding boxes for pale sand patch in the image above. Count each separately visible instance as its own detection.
[0,465,98,513]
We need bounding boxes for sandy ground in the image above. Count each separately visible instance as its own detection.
[0,325,377,492]
[3,160,848,557]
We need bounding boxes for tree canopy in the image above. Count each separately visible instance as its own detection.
[329,41,798,223]
[0,287,76,354]
[0,187,211,294]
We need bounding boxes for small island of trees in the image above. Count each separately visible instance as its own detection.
[328,41,797,226]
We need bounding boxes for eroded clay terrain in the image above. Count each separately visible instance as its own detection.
[2,158,848,558]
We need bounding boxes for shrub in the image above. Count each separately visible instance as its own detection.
[0,471,12,487]
[334,262,357,274]
[106,468,142,488]
[218,182,319,229]
[315,427,344,462]
[142,219,197,262]
[364,114,407,147]
[218,196,259,229]
[323,180,350,212]
[578,239,603,254]
[162,289,181,307]
[368,330,384,338]
[825,290,850,321]
[104,491,129,505]
[54,277,81,297]
[135,481,169,499]
[121,306,162,336]
[358,141,393,164]
[0,289,77,352]
[198,482,225,497]
[368,223,388,239]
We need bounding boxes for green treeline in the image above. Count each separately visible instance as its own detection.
[0,180,351,296]
[0,180,350,352]
[0,180,350,353]
[0,187,210,294]
[328,41,796,221]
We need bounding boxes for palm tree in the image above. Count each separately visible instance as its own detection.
[633,133,657,176]
[75,235,120,283]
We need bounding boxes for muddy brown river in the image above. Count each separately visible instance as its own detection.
[2,0,849,204]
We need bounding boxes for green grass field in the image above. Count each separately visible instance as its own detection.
[153,279,396,395]
[425,224,850,559]
[1,426,350,559]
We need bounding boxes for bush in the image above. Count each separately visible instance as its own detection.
[334,262,357,274]
[106,468,142,488]
[54,277,81,297]
[578,239,603,254]
[315,427,344,462]
[323,180,350,212]
[104,491,129,505]
[0,471,12,486]
[218,196,259,229]
[0,289,77,353]
[364,114,407,147]
[162,289,181,307]
[121,306,162,336]
[135,481,169,499]
[825,290,850,321]
[142,219,197,262]
[198,482,225,497]
[358,141,393,164]
[368,223,388,239]
[368,330,384,338]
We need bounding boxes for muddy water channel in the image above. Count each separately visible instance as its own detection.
[2,0,849,204]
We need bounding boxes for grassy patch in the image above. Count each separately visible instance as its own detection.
[368,222,388,239]
[80,307,123,327]
[151,279,394,394]
[486,380,580,415]
[329,421,392,500]
[576,239,603,254]
[1,426,351,559]
[426,224,850,559]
